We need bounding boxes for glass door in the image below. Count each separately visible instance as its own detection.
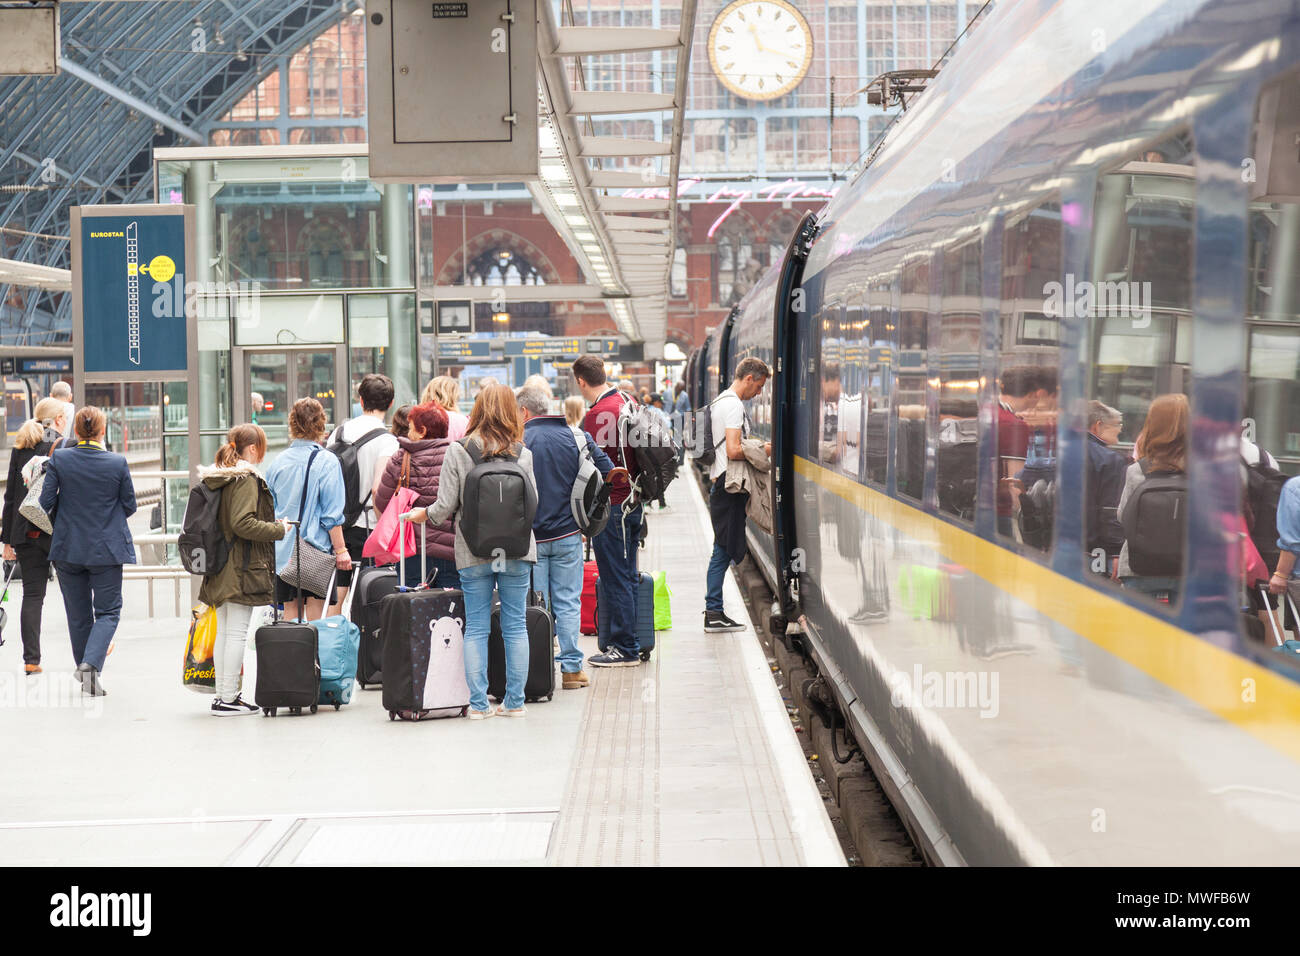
[244,349,338,464]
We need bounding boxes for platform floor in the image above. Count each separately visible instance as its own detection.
[0,473,842,866]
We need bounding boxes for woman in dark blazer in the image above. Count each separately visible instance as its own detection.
[0,397,69,675]
[38,406,136,696]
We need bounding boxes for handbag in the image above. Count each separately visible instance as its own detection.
[278,447,337,597]
[17,438,64,535]
[183,604,218,693]
[363,452,419,565]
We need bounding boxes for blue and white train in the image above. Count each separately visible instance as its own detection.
[687,0,1300,865]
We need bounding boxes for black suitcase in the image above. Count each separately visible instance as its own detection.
[488,592,556,703]
[379,517,470,720]
[596,570,656,660]
[254,520,320,716]
[352,563,399,688]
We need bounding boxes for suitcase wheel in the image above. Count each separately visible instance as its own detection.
[388,711,396,721]
[263,707,276,717]
[333,703,341,711]
[289,705,301,716]
[640,650,651,662]
[310,704,319,714]
[547,693,554,702]
[359,681,366,690]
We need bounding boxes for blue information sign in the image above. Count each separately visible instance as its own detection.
[77,210,189,375]
[438,339,493,359]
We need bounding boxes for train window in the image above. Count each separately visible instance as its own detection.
[937,238,983,523]
[997,199,1062,552]
[895,258,931,502]
[1245,70,1300,473]
[1085,131,1194,608]
[865,278,893,486]
[839,296,866,479]
[816,302,844,468]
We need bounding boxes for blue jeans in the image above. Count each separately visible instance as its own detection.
[591,504,642,655]
[533,533,584,673]
[705,542,730,613]
[400,554,460,591]
[56,563,123,672]
[460,559,531,711]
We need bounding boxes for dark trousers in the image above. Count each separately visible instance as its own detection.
[592,503,643,655]
[56,563,123,671]
[399,553,461,591]
[13,537,51,664]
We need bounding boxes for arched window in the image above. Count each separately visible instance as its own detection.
[460,247,548,287]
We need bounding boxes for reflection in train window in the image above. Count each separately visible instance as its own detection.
[1245,69,1300,473]
[838,295,866,479]
[937,239,982,523]
[997,200,1061,551]
[895,258,930,501]
[1086,131,1194,608]
[816,303,844,468]
[864,279,893,486]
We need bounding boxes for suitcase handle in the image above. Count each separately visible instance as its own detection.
[397,511,428,591]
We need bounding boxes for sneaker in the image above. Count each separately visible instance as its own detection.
[211,695,259,716]
[704,611,746,632]
[562,670,590,689]
[587,646,641,667]
[497,705,527,718]
[468,707,497,720]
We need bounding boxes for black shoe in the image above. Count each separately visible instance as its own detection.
[211,695,259,716]
[704,611,746,632]
[76,663,106,697]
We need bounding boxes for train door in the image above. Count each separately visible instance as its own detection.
[234,346,347,464]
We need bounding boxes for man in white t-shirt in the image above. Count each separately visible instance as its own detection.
[705,356,771,632]
[328,373,400,613]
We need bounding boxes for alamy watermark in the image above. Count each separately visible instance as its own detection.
[889,664,1000,718]
[0,673,103,717]
[150,273,263,324]
[1043,274,1153,328]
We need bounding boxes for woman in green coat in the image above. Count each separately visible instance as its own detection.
[197,424,287,715]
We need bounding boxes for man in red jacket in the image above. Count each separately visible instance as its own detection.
[572,355,642,667]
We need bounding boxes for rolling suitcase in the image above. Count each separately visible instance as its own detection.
[380,515,470,720]
[255,520,320,716]
[314,575,361,709]
[488,584,556,703]
[595,570,656,661]
[352,563,399,688]
[580,560,599,635]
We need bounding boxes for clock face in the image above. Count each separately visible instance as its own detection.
[708,0,814,101]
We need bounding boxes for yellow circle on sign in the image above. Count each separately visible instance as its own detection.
[148,255,176,283]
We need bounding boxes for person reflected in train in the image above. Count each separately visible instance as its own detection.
[1084,401,1128,571]
[39,406,136,697]
[704,357,772,633]
[1268,474,1300,631]
[422,376,468,441]
[995,367,1034,536]
[1116,394,1188,601]
[820,363,842,466]
[1,398,69,676]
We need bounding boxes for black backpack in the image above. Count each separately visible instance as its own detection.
[1120,459,1187,577]
[1243,453,1287,572]
[689,399,717,468]
[179,482,230,576]
[329,424,386,530]
[616,394,679,503]
[459,439,538,559]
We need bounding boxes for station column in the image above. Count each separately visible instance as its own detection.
[383,183,417,403]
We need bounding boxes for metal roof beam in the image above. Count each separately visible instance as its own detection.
[551,27,682,56]
[59,60,203,144]
[568,91,677,114]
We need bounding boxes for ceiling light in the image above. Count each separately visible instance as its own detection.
[554,194,578,207]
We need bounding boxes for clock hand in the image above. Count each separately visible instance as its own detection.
[747,21,772,55]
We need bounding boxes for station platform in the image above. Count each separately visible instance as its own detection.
[0,472,843,867]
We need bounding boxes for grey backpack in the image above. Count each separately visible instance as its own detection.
[569,426,610,537]
[458,439,538,559]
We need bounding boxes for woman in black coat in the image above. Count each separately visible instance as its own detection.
[0,397,69,675]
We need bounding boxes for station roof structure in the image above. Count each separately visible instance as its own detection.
[0,0,696,348]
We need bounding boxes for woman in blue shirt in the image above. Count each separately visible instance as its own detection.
[265,398,351,620]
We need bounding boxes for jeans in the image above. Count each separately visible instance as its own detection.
[533,533,583,673]
[591,504,642,655]
[56,563,123,672]
[214,602,254,702]
[399,553,461,591]
[705,542,731,613]
[14,537,51,665]
[460,559,531,711]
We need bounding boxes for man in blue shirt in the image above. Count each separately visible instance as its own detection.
[518,384,613,689]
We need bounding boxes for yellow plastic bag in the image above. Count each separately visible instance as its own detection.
[183,605,217,693]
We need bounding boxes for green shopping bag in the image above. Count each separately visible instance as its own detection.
[652,570,672,631]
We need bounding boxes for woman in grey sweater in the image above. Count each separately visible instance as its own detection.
[410,384,537,719]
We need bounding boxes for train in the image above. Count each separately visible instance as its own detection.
[685,0,1300,865]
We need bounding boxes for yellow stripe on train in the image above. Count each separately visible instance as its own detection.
[794,456,1300,764]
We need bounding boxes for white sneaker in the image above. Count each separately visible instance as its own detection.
[468,706,497,720]
[497,705,527,718]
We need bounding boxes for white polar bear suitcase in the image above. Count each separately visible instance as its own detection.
[379,587,470,720]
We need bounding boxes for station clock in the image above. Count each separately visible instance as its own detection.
[707,0,814,101]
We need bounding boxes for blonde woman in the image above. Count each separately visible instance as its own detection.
[563,394,585,427]
[421,375,469,441]
[0,397,69,675]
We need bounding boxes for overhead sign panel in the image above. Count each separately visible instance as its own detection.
[71,204,196,382]
[504,337,581,357]
[438,339,493,359]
